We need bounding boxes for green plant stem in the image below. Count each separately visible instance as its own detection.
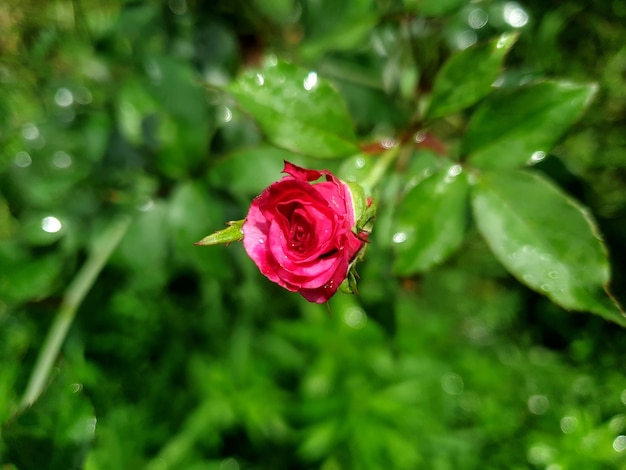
[360,145,401,194]
[19,215,132,410]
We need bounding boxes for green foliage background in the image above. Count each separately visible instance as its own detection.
[1,0,626,468]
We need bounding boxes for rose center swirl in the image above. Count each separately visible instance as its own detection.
[289,211,312,253]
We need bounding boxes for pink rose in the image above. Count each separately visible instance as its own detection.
[242,161,367,303]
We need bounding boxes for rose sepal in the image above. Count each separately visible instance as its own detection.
[195,219,244,246]
[345,181,377,235]
[339,266,360,295]
[340,181,375,296]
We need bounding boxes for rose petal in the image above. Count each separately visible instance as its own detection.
[243,200,282,284]
[284,205,337,259]
[282,161,324,182]
[267,220,342,288]
[244,161,368,304]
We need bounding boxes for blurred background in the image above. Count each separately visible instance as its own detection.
[1,0,626,468]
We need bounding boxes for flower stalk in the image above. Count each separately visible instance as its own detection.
[19,215,131,410]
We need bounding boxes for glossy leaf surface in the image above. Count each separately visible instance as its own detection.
[472,170,625,325]
[229,60,359,158]
[463,81,597,169]
[426,33,517,120]
[393,164,469,275]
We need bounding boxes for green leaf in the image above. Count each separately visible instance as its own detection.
[146,56,208,124]
[345,181,371,230]
[209,145,308,201]
[299,16,378,61]
[299,0,375,60]
[404,0,466,16]
[472,170,625,325]
[463,81,597,169]
[0,198,15,240]
[392,163,469,275]
[0,246,64,304]
[229,60,359,158]
[425,33,518,120]
[116,78,159,146]
[251,0,296,25]
[167,182,232,279]
[195,220,244,246]
[2,368,96,470]
[111,202,168,289]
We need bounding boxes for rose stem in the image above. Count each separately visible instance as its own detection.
[360,144,401,194]
[19,215,132,410]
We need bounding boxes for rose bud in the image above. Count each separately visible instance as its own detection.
[242,161,372,303]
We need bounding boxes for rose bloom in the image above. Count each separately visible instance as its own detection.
[242,161,367,303]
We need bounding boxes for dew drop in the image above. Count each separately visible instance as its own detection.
[504,2,529,28]
[441,373,464,395]
[527,150,546,165]
[138,199,154,212]
[467,8,488,29]
[467,173,478,185]
[344,307,367,329]
[392,232,407,244]
[221,106,233,123]
[55,87,73,107]
[258,238,265,244]
[381,137,396,149]
[22,123,39,141]
[614,435,626,452]
[448,164,462,177]
[42,216,62,233]
[492,76,504,88]
[413,131,426,143]
[303,71,318,91]
[609,415,626,433]
[86,417,97,434]
[456,30,477,50]
[560,416,578,434]
[74,86,93,104]
[255,73,265,86]
[528,394,549,415]
[14,151,32,168]
[52,150,72,168]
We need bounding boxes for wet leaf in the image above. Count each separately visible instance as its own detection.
[229,60,359,158]
[472,170,625,325]
[393,164,469,275]
[463,81,597,169]
[426,33,518,120]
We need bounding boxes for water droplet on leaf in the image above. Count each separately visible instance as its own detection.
[392,232,407,244]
